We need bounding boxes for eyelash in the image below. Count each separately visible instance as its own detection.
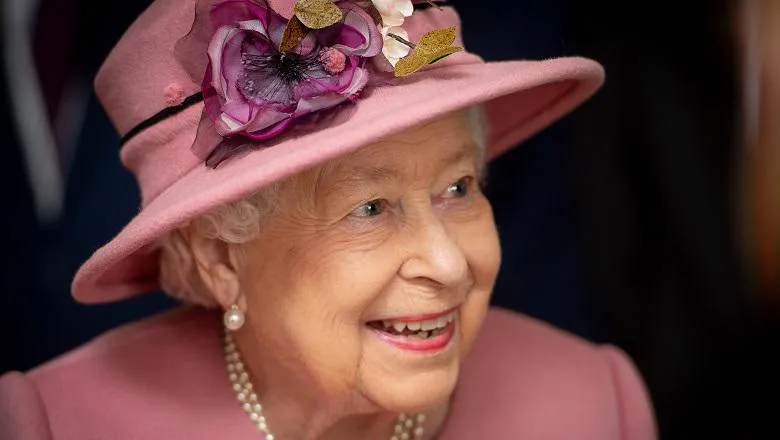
[349,176,474,218]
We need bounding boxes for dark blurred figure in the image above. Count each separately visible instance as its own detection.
[566,1,780,439]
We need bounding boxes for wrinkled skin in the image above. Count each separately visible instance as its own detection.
[191,110,501,439]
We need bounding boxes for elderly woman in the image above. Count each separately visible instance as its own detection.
[0,0,657,439]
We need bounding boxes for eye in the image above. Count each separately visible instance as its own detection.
[350,199,387,217]
[443,176,473,198]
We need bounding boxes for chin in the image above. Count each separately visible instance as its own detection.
[359,324,463,412]
[364,362,460,413]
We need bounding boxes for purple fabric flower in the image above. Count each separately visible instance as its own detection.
[182,0,382,165]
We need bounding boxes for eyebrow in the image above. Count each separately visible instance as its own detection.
[325,141,479,190]
[439,143,475,169]
[346,164,400,183]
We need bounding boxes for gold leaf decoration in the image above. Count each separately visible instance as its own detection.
[427,46,462,64]
[280,15,306,52]
[293,0,343,29]
[393,27,463,77]
[418,26,457,52]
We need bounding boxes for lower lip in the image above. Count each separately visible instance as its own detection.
[369,321,456,353]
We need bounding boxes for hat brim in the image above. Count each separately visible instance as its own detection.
[73,56,604,304]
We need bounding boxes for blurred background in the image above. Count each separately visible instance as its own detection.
[1,0,778,438]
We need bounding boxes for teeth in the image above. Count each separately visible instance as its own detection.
[379,310,457,334]
[421,319,438,331]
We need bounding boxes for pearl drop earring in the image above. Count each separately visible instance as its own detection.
[224,304,245,331]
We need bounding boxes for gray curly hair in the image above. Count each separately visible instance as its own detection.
[157,107,488,307]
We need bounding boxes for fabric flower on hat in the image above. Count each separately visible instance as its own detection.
[173,0,462,167]
[371,0,413,27]
[380,26,411,66]
[371,0,412,66]
[182,0,381,166]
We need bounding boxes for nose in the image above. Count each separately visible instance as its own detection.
[398,211,470,289]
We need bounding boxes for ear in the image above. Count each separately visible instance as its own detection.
[187,229,245,311]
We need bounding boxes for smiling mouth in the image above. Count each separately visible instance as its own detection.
[365,308,458,354]
[367,312,455,339]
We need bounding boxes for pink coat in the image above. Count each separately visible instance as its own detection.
[0,307,657,439]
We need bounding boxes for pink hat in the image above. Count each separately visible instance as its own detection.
[72,0,604,304]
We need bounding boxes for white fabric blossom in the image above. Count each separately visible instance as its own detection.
[372,0,413,27]
[381,26,411,66]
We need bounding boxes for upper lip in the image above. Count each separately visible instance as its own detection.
[369,306,459,323]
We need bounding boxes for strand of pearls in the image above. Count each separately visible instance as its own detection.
[392,413,426,440]
[223,330,426,440]
[224,332,273,438]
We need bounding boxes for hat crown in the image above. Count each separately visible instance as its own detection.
[95,0,469,138]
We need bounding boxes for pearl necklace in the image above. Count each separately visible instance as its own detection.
[223,330,427,440]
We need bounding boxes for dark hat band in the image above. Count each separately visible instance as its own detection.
[120,92,204,146]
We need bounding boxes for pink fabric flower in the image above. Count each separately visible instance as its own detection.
[179,0,383,166]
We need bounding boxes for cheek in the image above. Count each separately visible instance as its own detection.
[450,202,501,356]
[453,200,502,290]
[239,228,402,389]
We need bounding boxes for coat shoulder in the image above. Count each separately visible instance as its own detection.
[0,371,54,440]
[29,306,216,380]
[441,307,658,440]
[17,306,236,440]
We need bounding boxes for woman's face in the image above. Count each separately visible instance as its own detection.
[238,111,501,411]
